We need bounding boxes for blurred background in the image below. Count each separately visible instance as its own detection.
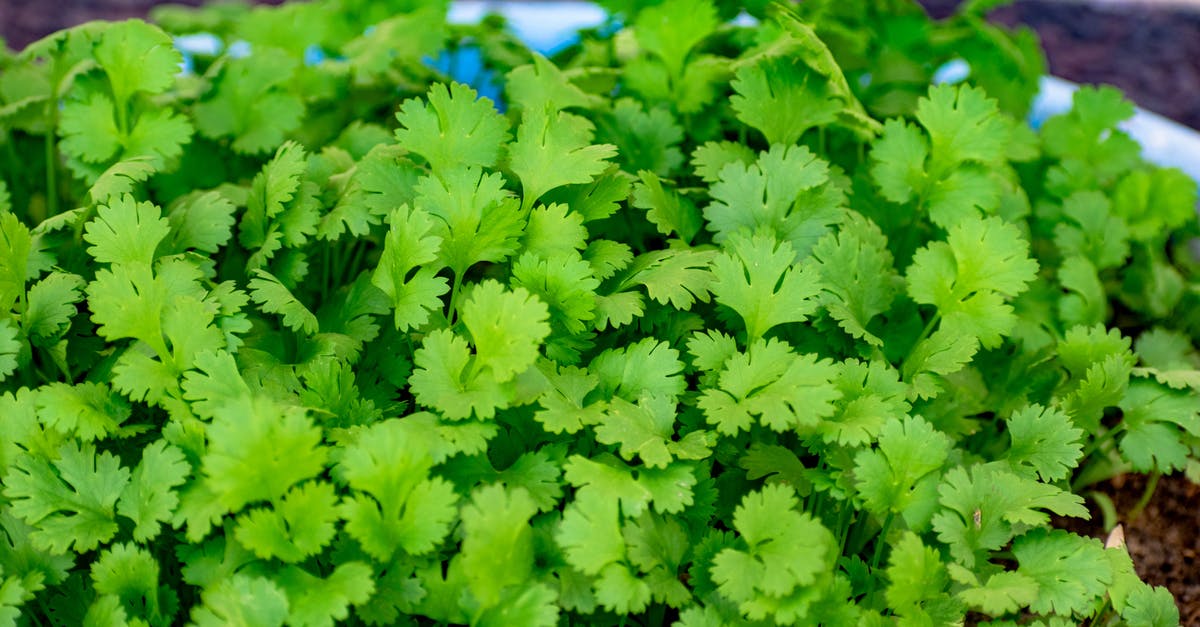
[1,0,1198,129]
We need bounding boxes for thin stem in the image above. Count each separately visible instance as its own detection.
[44,125,58,220]
[446,271,464,326]
[1080,424,1124,461]
[864,512,894,602]
[1127,472,1160,523]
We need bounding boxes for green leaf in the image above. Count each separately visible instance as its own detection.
[855,415,951,521]
[116,440,189,542]
[90,542,166,624]
[338,419,459,560]
[1013,528,1112,615]
[710,232,822,342]
[36,382,132,442]
[414,167,523,277]
[461,280,551,382]
[193,48,304,154]
[234,481,339,563]
[371,204,449,331]
[731,56,841,145]
[704,144,839,256]
[3,441,130,553]
[459,484,539,609]
[697,338,840,435]
[509,105,617,208]
[248,269,319,335]
[84,193,170,266]
[190,574,289,627]
[710,485,835,615]
[811,212,899,347]
[394,82,510,174]
[94,20,180,105]
[633,0,719,80]
[277,562,376,627]
[202,397,326,512]
[1005,404,1084,482]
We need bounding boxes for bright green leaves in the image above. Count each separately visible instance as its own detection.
[871,85,1013,227]
[1004,404,1084,483]
[59,21,193,179]
[904,215,1038,398]
[711,484,838,624]
[596,394,711,468]
[93,20,180,107]
[855,416,951,521]
[695,337,840,435]
[710,233,822,342]
[194,47,304,154]
[886,532,963,625]
[394,82,510,174]
[4,441,130,554]
[117,440,190,543]
[1040,86,1140,187]
[931,464,1088,569]
[90,542,172,625]
[1011,528,1112,616]
[84,194,170,267]
[462,280,552,382]
[410,281,550,420]
[414,167,523,278]
[202,397,326,512]
[338,419,458,560]
[704,144,843,258]
[35,382,131,442]
[234,481,339,563]
[731,56,841,145]
[633,0,719,83]
[249,269,319,335]
[811,212,900,347]
[509,105,617,209]
[459,484,558,625]
[372,204,449,331]
[1116,380,1200,473]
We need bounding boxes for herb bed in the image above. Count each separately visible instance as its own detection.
[0,1,1197,626]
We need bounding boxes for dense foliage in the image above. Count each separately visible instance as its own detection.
[0,0,1197,624]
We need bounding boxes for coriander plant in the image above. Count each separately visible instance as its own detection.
[0,0,1194,625]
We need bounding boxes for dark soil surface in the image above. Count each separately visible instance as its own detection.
[2,0,1198,622]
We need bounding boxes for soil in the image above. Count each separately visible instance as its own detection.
[1,0,1198,622]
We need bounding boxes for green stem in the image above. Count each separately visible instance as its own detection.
[1080,424,1124,461]
[864,512,895,602]
[446,271,464,326]
[44,125,58,220]
[1127,472,1160,523]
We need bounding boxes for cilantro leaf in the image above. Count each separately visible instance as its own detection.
[371,204,449,331]
[1013,528,1112,616]
[1005,404,1084,483]
[509,105,617,209]
[83,193,170,267]
[202,397,326,512]
[731,56,841,145]
[704,144,840,257]
[697,338,840,435]
[709,232,823,342]
[116,440,190,543]
[4,441,130,553]
[338,419,459,559]
[394,82,510,174]
[234,481,339,563]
